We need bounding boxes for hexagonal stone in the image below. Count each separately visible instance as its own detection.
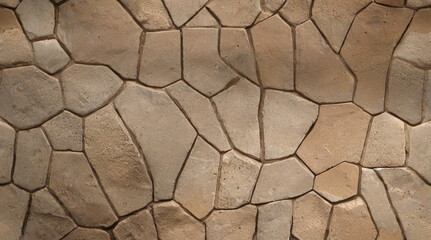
[362,113,405,167]
[119,0,173,30]
[113,209,157,240]
[341,4,413,114]
[206,205,257,240]
[251,15,294,90]
[164,0,207,26]
[409,122,431,183]
[376,0,404,6]
[0,184,29,240]
[257,200,292,240]
[298,103,370,174]
[57,0,142,78]
[0,66,63,129]
[0,0,19,7]
[0,121,14,184]
[63,228,110,240]
[85,104,152,216]
[186,8,218,27]
[153,201,205,240]
[115,83,196,200]
[207,0,260,27]
[49,152,118,227]
[406,0,431,7]
[279,0,312,25]
[42,111,82,151]
[328,198,377,240]
[252,157,314,203]
[13,128,51,191]
[33,39,70,74]
[314,162,359,202]
[61,64,123,116]
[16,0,54,39]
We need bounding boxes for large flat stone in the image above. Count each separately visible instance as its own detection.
[409,122,431,183]
[0,121,14,184]
[257,200,292,240]
[425,71,431,121]
[207,0,260,27]
[0,184,29,240]
[113,209,157,240]
[16,0,54,39]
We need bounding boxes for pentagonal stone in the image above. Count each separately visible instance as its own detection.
[85,104,152,216]
[49,152,118,227]
[207,0,260,27]
[0,121,14,184]
[61,64,123,116]
[0,0,19,7]
[279,0,312,25]
[409,122,431,183]
[406,0,431,7]
[57,0,141,78]
[115,83,196,200]
[0,66,63,129]
[16,0,54,39]
[63,228,110,240]
[257,200,292,240]
[0,184,29,240]
[13,128,51,191]
[252,157,314,203]
[119,0,173,30]
[164,0,207,26]
[33,39,70,74]
[42,111,82,151]
[113,209,157,240]
[186,8,218,27]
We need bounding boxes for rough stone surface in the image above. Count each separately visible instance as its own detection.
[207,0,260,27]
[0,0,19,7]
[0,184,29,240]
[186,8,218,27]
[257,200,292,240]
[409,122,431,183]
[63,228,110,240]
[164,0,207,26]
[113,209,158,240]
[16,0,54,39]
[0,121,14,184]
[119,0,173,30]
[279,0,312,25]
[406,0,431,7]
[376,0,404,6]
[33,39,70,74]
[262,0,284,12]
[42,111,82,151]
[425,71,431,121]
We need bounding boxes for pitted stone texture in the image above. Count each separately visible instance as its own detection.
[263,90,318,159]
[154,201,205,240]
[42,111,82,151]
[0,184,29,240]
[341,4,413,114]
[0,121,14,184]
[361,168,403,240]
[13,128,51,191]
[376,0,404,6]
[0,0,19,7]
[113,209,157,240]
[85,104,152,216]
[139,30,181,87]
[377,168,431,239]
[33,39,70,74]
[328,198,378,240]
[293,192,332,240]
[257,200,292,240]
[207,0,260,27]
[314,162,359,202]
[186,8,218,27]
[407,0,431,7]
[0,66,63,129]
[164,0,207,26]
[296,21,355,103]
[0,8,32,67]
[251,15,294,90]
[262,0,284,11]
[387,59,425,125]
[175,137,220,219]
[115,83,196,200]
[166,81,230,151]
[49,152,118,227]
[213,79,260,158]
[21,189,76,240]
[119,0,173,30]
[279,0,312,25]
[57,0,141,78]
[409,122,431,183]
[183,28,237,96]
[206,205,257,240]
[63,228,110,240]
[61,64,123,116]
[298,103,370,174]
[362,113,406,167]
[16,0,54,39]
[252,157,314,203]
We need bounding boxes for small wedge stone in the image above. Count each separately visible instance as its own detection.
[186,8,218,27]
[257,200,292,240]
[113,209,157,240]
[279,0,312,25]
[119,0,173,30]
[207,0,261,27]
[42,111,83,151]
[63,228,110,240]
[0,184,29,240]
[16,0,54,39]
[0,121,14,184]
[164,0,207,26]
[33,39,70,74]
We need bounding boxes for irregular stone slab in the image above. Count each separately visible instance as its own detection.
[57,0,141,78]
[362,113,405,167]
[49,152,118,227]
[207,0,260,27]
[166,81,230,151]
[279,0,312,25]
[153,201,205,240]
[183,28,237,96]
[409,122,431,183]
[378,168,431,239]
[213,79,260,158]
[115,83,196,200]
[425,71,431,121]
[262,0,284,11]
[0,184,29,240]
[328,198,377,240]
[252,157,314,203]
[216,150,261,208]
[175,137,220,219]
[387,59,425,125]
[113,209,157,240]
[341,4,413,114]
[119,0,173,30]
[63,228,110,240]
[0,121,14,184]
[186,8,218,27]
[164,0,207,26]
[139,30,181,87]
[263,90,318,159]
[21,189,76,240]
[16,0,54,39]
[293,192,332,240]
[220,28,258,84]
[206,205,257,240]
[251,15,294,90]
[407,0,431,7]
[61,64,123,116]
[314,162,359,202]
[0,0,19,7]
[33,39,70,74]
[14,128,51,191]
[361,168,403,240]
[257,200,292,240]
[298,103,370,174]
[85,104,152,216]
[42,111,82,151]
[296,21,355,102]
[312,0,371,52]
[376,0,404,6]
[0,8,32,67]
[0,66,63,129]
